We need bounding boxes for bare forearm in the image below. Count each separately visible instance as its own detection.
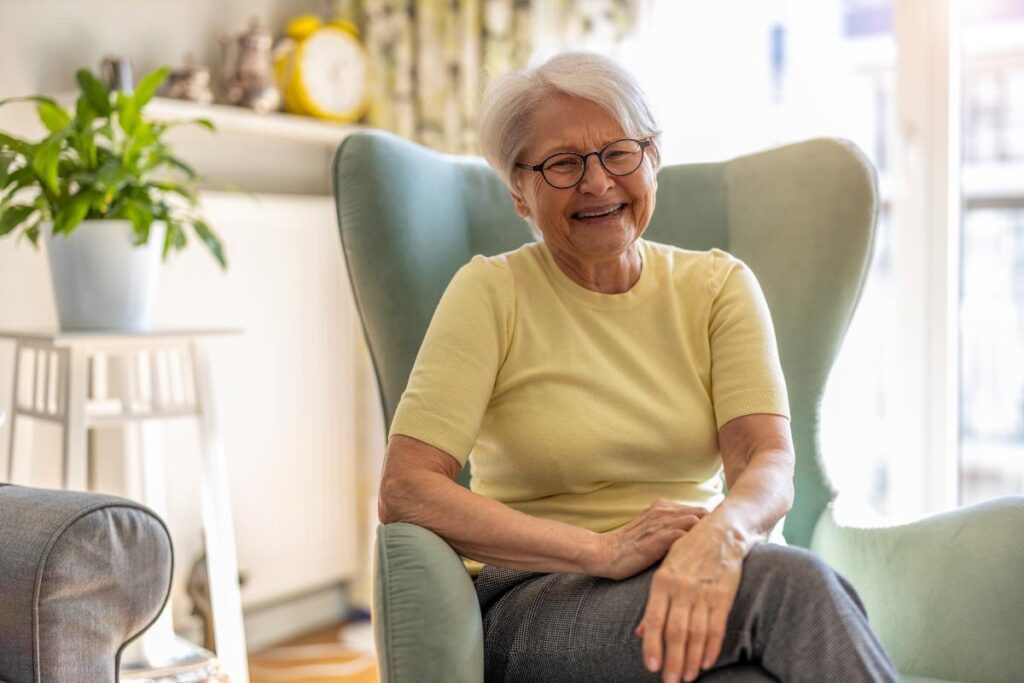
[706,449,794,554]
[380,470,598,574]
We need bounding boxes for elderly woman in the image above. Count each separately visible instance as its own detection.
[378,52,899,683]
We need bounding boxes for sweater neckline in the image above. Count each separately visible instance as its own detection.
[537,239,657,311]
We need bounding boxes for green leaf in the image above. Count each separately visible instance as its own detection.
[148,179,197,203]
[162,220,179,258]
[163,155,196,178]
[24,222,40,245]
[133,67,170,110]
[75,94,97,130]
[37,99,72,133]
[31,131,66,196]
[0,153,12,186]
[150,198,172,219]
[1,165,35,199]
[52,191,93,235]
[96,157,129,194]
[68,168,97,186]
[0,95,30,108]
[193,219,227,269]
[123,121,158,170]
[0,95,71,134]
[0,204,34,237]
[0,95,60,109]
[75,69,111,116]
[0,131,33,156]
[153,117,216,136]
[117,91,140,136]
[123,198,154,239]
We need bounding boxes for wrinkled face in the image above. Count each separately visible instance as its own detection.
[509,94,658,263]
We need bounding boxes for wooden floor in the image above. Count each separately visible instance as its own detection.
[248,621,379,683]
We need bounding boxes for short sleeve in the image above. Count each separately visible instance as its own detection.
[707,251,790,430]
[388,255,514,465]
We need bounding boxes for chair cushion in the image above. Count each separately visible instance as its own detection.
[813,497,1024,683]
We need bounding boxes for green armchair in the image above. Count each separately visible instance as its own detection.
[332,130,1024,683]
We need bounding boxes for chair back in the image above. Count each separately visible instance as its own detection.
[332,130,878,547]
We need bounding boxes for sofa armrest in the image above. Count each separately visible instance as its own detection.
[810,495,1024,683]
[0,484,173,683]
[373,522,483,683]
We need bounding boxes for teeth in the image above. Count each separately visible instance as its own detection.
[577,204,622,219]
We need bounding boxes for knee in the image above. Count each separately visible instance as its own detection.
[744,544,841,596]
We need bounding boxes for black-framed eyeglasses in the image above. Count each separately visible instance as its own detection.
[515,138,652,189]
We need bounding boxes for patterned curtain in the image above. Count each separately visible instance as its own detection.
[359,0,646,154]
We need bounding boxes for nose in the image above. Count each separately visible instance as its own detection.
[577,154,615,195]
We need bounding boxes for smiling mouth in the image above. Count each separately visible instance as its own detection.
[571,203,628,221]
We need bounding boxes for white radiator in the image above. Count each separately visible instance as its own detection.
[155,191,362,616]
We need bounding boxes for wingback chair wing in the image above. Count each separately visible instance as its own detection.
[332,130,1024,683]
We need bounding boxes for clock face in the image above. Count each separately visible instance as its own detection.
[300,29,367,115]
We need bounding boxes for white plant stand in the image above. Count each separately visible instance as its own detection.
[0,329,249,683]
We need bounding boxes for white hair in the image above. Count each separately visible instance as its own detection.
[478,51,663,240]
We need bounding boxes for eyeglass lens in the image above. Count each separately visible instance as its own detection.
[542,139,645,188]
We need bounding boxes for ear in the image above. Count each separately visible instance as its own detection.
[508,184,531,220]
[647,157,659,193]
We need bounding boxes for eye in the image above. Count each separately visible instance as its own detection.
[545,156,581,172]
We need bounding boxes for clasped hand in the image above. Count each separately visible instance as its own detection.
[595,498,709,581]
[595,500,745,683]
[637,520,745,683]
[598,501,741,683]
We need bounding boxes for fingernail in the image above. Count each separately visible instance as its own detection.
[646,656,658,672]
[664,673,679,683]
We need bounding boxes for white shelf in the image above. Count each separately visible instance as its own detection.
[144,97,368,146]
[56,93,368,146]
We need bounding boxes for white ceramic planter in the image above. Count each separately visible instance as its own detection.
[45,219,166,331]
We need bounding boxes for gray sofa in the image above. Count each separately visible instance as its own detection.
[0,483,173,683]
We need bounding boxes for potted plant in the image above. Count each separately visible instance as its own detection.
[0,66,226,330]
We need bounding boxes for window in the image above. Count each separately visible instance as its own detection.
[959,1,1024,506]
[614,0,1024,519]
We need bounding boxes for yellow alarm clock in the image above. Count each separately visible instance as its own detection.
[275,15,370,123]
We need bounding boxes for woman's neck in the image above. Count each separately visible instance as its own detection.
[547,241,643,294]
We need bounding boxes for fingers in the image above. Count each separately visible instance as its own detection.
[641,574,727,683]
[639,575,671,673]
[661,596,692,682]
[679,514,701,530]
[682,596,709,682]
[702,597,730,670]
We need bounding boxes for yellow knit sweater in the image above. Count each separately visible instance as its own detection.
[389,239,791,577]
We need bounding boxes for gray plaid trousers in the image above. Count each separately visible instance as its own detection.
[474,543,900,682]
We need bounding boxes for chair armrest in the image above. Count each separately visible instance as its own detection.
[810,495,1024,683]
[0,484,173,683]
[373,522,483,683]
